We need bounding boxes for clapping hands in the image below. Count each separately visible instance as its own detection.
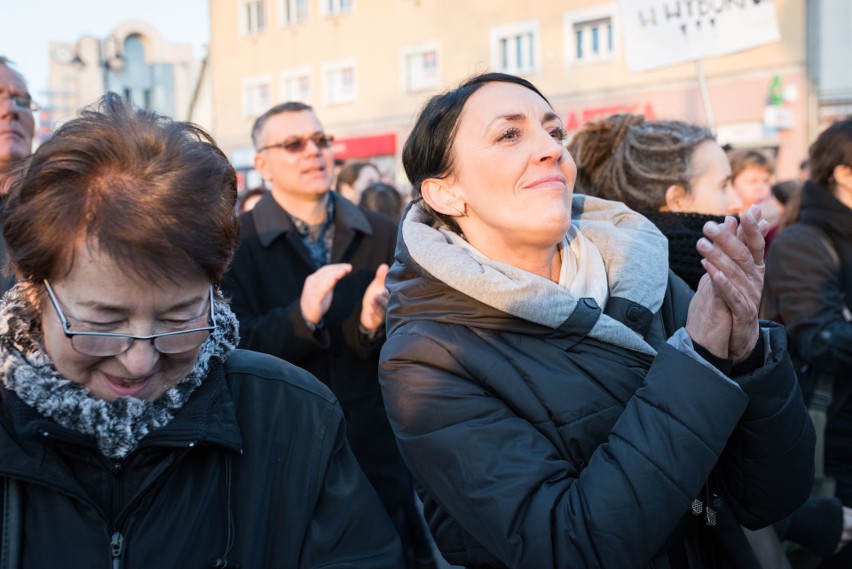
[686,206,769,365]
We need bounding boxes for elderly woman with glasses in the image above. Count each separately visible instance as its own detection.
[0,94,402,567]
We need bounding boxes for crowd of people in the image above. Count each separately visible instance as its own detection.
[0,53,849,569]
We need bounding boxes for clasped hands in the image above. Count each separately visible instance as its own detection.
[300,263,390,334]
[685,205,769,365]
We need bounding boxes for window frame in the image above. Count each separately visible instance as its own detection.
[489,20,541,76]
[241,74,273,118]
[239,0,268,36]
[278,0,309,26]
[399,42,441,93]
[322,59,357,106]
[564,4,620,67]
[279,66,313,104]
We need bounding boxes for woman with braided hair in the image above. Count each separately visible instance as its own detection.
[568,114,743,290]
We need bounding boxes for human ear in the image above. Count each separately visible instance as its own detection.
[254,152,270,182]
[832,164,852,190]
[663,184,688,213]
[421,177,466,217]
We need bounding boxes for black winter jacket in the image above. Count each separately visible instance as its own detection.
[379,221,814,568]
[0,349,403,568]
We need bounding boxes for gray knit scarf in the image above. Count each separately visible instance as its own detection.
[0,284,240,459]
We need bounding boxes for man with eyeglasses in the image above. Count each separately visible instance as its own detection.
[223,102,437,568]
[0,56,35,296]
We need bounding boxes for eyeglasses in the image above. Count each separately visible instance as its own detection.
[0,90,37,112]
[257,133,334,154]
[44,280,216,357]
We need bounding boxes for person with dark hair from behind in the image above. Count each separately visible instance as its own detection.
[568,113,743,291]
[764,118,852,568]
[0,56,35,295]
[378,72,813,568]
[360,181,404,224]
[0,93,403,567]
[222,101,436,569]
[336,160,381,204]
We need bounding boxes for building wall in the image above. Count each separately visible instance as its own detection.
[209,0,809,186]
[46,20,211,132]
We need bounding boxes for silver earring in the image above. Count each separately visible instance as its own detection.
[452,204,468,217]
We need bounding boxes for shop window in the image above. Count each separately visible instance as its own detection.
[401,43,440,93]
[490,20,540,75]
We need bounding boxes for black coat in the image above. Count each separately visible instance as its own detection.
[379,225,814,568]
[221,192,411,519]
[0,349,403,568]
[764,181,852,557]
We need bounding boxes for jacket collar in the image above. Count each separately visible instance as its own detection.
[800,181,852,241]
[0,358,243,462]
[252,190,373,249]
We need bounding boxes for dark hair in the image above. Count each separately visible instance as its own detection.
[402,72,550,231]
[359,182,403,223]
[770,179,802,205]
[251,101,313,148]
[3,92,239,285]
[727,148,774,180]
[335,161,376,193]
[808,117,852,190]
[567,114,714,210]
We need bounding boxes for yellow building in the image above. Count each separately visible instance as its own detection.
[209,0,812,189]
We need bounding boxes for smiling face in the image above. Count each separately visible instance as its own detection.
[254,110,335,202]
[0,64,35,164]
[39,241,211,402]
[432,81,576,265]
[671,140,743,216]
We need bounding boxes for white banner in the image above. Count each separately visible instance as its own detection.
[616,0,781,72]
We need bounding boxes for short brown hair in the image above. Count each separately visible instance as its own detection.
[3,93,239,285]
[808,117,852,189]
[727,148,774,181]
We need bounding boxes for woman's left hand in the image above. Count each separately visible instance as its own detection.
[697,207,768,364]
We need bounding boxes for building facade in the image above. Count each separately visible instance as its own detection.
[45,20,210,136]
[209,0,815,190]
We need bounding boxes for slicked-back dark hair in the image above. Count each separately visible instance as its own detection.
[402,72,550,231]
[808,117,852,190]
[568,114,714,211]
[3,92,239,285]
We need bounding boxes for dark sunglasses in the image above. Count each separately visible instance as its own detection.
[257,133,334,154]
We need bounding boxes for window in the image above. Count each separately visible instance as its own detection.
[279,0,308,26]
[242,75,272,117]
[280,67,312,103]
[400,43,440,93]
[564,5,619,66]
[323,0,353,17]
[240,0,267,35]
[323,60,356,105]
[490,21,540,75]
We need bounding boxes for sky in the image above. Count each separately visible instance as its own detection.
[2,0,210,104]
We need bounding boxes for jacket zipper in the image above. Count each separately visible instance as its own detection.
[110,531,124,569]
